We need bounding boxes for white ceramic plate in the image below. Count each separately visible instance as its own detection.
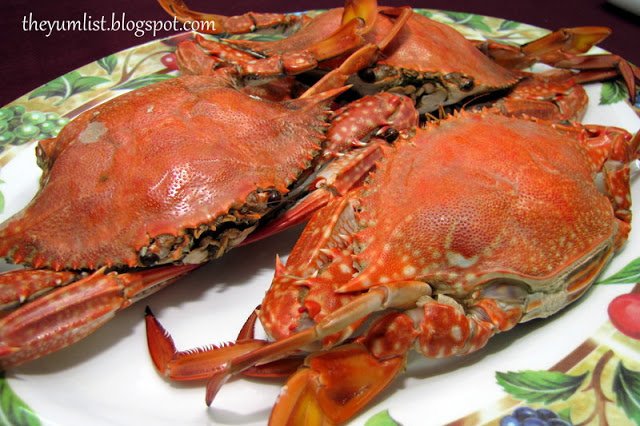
[1,9,639,426]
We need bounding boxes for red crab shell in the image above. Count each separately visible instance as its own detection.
[341,113,615,297]
[261,111,621,342]
[0,75,332,271]
[362,10,518,90]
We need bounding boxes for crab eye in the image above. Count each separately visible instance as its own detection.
[458,77,474,92]
[139,251,160,266]
[378,127,400,143]
[266,189,282,207]
[444,72,475,92]
[358,67,377,83]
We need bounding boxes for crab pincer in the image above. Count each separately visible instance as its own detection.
[476,26,640,102]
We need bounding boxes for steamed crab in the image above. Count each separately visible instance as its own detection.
[146,107,638,424]
[0,35,423,369]
[160,0,639,112]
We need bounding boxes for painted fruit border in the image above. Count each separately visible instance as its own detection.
[0,8,638,426]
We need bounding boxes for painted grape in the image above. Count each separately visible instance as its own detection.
[500,406,572,426]
[0,106,69,151]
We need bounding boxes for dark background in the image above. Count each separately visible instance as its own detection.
[1,0,638,106]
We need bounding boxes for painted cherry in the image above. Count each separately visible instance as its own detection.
[608,293,640,340]
[161,53,179,71]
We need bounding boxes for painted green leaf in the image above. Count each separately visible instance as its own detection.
[97,54,118,74]
[112,74,175,91]
[496,370,587,404]
[465,16,493,33]
[443,12,492,33]
[28,71,109,103]
[597,257,640,284]
[600,80,628,105]
[28,76,71,101]
[444,11,474,22]
[613,361,640,424]
[365,410,399,426]
[0,373,41,426]
[235,33,285,42]
[72,76,112,94]
[498,20,520,31]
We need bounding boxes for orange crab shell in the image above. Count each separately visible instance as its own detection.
[0,75,332,271]
[260,111,622,343]
[369,10,519,90]
[343,113,616,298]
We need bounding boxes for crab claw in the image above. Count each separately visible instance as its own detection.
[477,26,640,103]
[520,26,612,63]
[241,143,384,245]
[478,27,612,70]
[553,54,640,103]
[203,280,430,406]
[146,307,304,381]
[145,307,267,381]
[269,344,405,426]
[342,0,378,34]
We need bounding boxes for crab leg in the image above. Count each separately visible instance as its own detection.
[242,143,385,245]
[157,0,306,35]
[145,307,267,381]
[244,91,418,244]
[201,279,527,425]
[191,17,371,78]
[375,6,414,51]
[479,70,590,122]
[476,27,640,102]
[342,0,378,35]
[178,0,414,83]
[235,307,306,377]
[553,54,640,103]
[203,280,432,403]
[301,3,413,97]
[0,264,197,369]
[173,38,220,75]
[476,27,611,70]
